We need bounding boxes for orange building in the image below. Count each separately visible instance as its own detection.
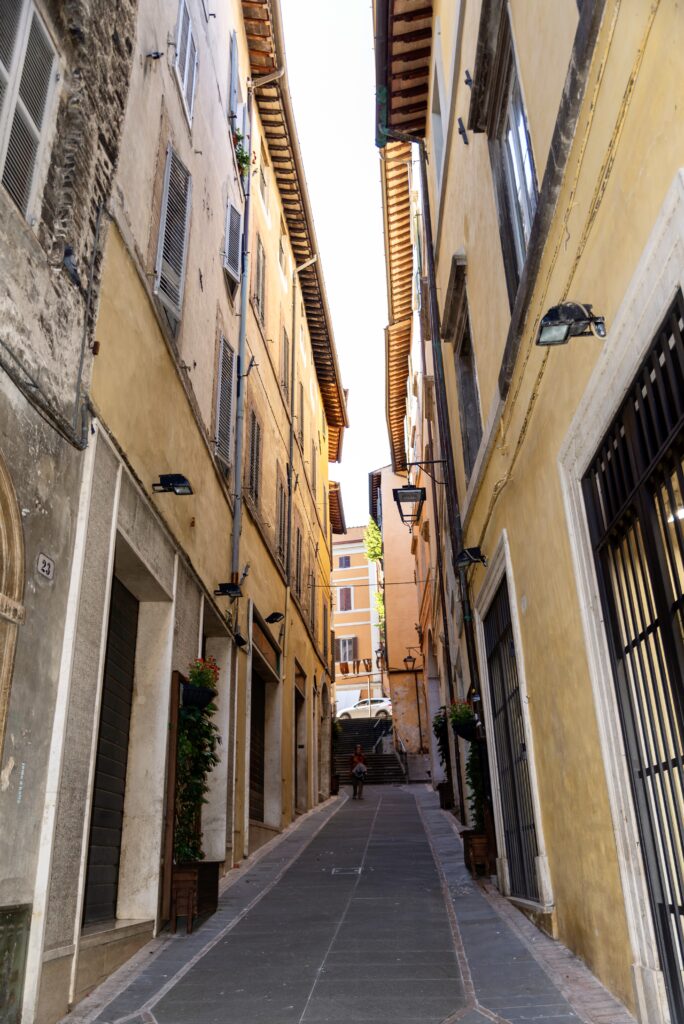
[331,526,383,713]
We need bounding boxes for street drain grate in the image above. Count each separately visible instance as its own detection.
[331,867,362,875]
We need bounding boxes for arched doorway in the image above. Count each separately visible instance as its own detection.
[0,451,25,754]
[318,682,331,800]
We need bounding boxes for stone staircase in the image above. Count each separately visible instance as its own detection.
[333,718,407,786]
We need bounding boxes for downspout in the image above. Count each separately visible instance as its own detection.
[230,63,284,584]
[282,253,317,719]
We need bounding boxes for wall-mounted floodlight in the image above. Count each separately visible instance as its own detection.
[455,547,487,568]
[214,581,242,599]
[234,630,247,648]
[393,485,426,529]
[153,474,193,496]
[265,611,284,624]
[537,302,606,347]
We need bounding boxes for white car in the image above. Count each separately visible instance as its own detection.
[338,697,393,720]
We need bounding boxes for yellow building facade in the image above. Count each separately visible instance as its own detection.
[377,1,684,1020]
[331,526,383,713]
[28,1,346,1019]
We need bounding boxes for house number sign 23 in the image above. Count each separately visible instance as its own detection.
[37,553,55,581]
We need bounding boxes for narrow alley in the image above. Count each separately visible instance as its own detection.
[64,788,634,1024]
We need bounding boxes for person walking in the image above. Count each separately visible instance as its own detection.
[350,743,367,800]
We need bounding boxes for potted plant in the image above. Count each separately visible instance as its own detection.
[172,659,221,930]
[181,656,218,711]
[432,709,454,809]
[232,129,250,177]
[449,700,478,742]
[462,739,490,875]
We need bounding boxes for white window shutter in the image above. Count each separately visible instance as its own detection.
[175,0,190,83]
[1,12,55,216]
[229,31,238,123]
[185,35,198,119]
[154,145,192,319]
[215,336,235,465]
[223,201,241,283]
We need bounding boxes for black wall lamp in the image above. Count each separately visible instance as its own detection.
[153,473,193,496]
[265,611,284,624]
[537,302,606,347]
[455,546,487,568]
[234,630,247,648]
[393,485,426,530]
[214,581,242,599]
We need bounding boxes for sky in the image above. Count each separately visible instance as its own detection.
[280,0,390,528]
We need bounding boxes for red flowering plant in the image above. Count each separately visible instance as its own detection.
[187,656,219,691]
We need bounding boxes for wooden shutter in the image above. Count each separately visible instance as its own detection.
[228,30,238,123]
[298,382,304,444]
[295,527,302,596]
[351,637,358,660]
[154,145,192,319]
[334,638,341,662]
[215,336,235,466]
[223,201,241,284]
[248,410,261,503]
[311,439,317,496]
[1,10,55,216]
[175,0,197,121]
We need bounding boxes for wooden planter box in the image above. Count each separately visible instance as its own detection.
[171,861,219,933]
[462,830,490,876]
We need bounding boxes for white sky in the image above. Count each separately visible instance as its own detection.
[280,0,390,528]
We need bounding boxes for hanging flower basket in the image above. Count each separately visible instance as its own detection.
[181,683,217,710]
[449,701,478,742]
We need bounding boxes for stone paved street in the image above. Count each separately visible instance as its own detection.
[64,789,635,1024]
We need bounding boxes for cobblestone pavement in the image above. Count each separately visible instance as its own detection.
[63,787,636,1024]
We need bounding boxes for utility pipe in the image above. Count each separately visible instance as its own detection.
[230,64,284,584]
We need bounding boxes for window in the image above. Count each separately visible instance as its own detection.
[279,219,286,272]
[430,65,444,187]
[294,527,303,597]
[0,1,56,218]
[297,380,304,447]
[339,587,352,612]
[455,314,482,483]
[280,326,290,398]
[323,602,328,660]
[228,30,239,124]
[309,573,316,631]
[223,201,241,289]
[174,0,198,123]
[338,555,350,568]
[215,335,236,467]
[310,438,317,497]
[259,154,268,207]
[322,486,327,528]
[468,12,537,307]
[154,145,192,324]
[254,234,265,324]
[247,409,262,504]
[335,637,357,663]
[276,473,286,563]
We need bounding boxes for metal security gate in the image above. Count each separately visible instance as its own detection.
[83,578,139,925]
[583,290,684,1022]
[484,579,539,901]
[249,675,266,822]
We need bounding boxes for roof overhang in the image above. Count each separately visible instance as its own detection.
[380,140,412,473]
[374,0,434,147]
[329,480,347,535]
[241,0,348,460]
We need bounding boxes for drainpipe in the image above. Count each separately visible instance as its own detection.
[230,64,284,585]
